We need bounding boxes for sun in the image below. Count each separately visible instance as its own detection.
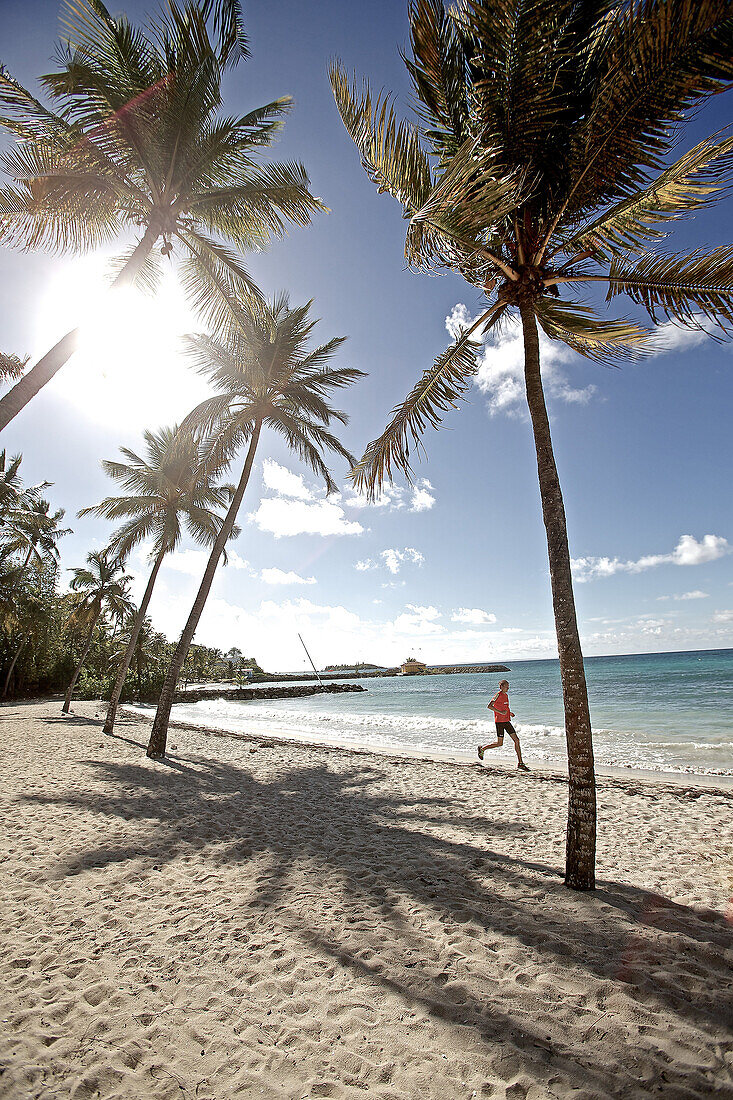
[33,253,212,433]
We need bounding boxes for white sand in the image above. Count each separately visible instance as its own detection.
[1,699,731,1100]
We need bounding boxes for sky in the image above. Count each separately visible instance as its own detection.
[1,0,732,673]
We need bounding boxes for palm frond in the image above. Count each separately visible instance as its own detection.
[268,412,355,495]
[563,130,733,262]
[351,302,504,497]
[607,246,733,328]
[535,297,650,362]
[107,242,163,292]
[563,0,733,220]
[197,0,249,68]
[405,134,522,272]
[403,0,471,156]
[177,228,264,327]
[189,161,328,243]
[0,353,29,384]
[329,62,432,213]
[0,69,74,142]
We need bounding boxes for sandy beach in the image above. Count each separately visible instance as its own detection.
[1,700,731,1099]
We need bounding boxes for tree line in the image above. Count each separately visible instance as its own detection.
[0,446,261,705]
[2,0,733,891]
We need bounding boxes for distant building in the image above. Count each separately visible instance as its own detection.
[399,657,427,676]
[228,656,262,679]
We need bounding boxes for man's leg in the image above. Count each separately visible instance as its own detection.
[478,731,504,759]
[506,724,528,769]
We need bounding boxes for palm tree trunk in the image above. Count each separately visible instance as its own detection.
[3,636,26,699]
[0,224,161,433]
[103,546,166,734]
[62,613,101,714]
[147,422,263,757]
[519,297,596,891]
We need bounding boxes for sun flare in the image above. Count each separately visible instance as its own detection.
[34,255,211,434]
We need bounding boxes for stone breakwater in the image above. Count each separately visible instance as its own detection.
[173,683,366,704]
[428,665,509,675]
[250,664,509,683]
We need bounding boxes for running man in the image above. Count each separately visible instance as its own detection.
[478,679,529,771]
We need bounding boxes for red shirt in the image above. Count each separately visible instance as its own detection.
[492,690,511,722]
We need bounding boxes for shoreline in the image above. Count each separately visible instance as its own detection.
[129,705,733,793]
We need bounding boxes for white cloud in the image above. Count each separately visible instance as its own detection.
[649,317,716,354]
[260,568,316,586]
[410,479,436,512]
[163,548,211,576]
[225,551,251,571]
[713,609,733,623]
[251,462,364,538]
[143,582,567,669]
[343,483,405,510]
[262,460,314,500]
[572,534,730,582]
[392,604,442,634]
[674,590,709,601]
[672,534,728,566]
[446,304,596,417]
[343,477,436,514]
[451,607,497,625]
[251,497,363,539]
[381,547,424,574]
[355,547,425,575]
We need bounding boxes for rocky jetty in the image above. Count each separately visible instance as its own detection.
[428,664,509,675]
[173,682,366,704]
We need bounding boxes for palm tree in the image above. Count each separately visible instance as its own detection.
[146,295,364,757]
[0,498,70,696]
[0,353,28,388]
[0,450,48,516]
[0,0,325,430]
[330,0,733,889]
[1,496,71,571]
[62,550,133,713]
[79,424,237,733]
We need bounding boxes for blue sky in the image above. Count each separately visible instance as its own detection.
[2,0,732,672]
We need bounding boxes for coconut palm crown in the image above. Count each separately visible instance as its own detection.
[0,0,326,428]
[332,0,733,487]
[183,296,366,492]
[79,424,238,560]
[331,0,733,890]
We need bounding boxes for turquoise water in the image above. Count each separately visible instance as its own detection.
[159,648,733,776]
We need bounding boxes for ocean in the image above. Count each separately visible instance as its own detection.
[143,648,733,778]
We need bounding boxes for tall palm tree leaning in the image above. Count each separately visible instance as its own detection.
[146,295,364,757]
[0,0,325,431]
[331,0,733,890]
[79,424,238,734]
[62,550,133,713]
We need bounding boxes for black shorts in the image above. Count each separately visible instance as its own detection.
[495,722,516,740]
